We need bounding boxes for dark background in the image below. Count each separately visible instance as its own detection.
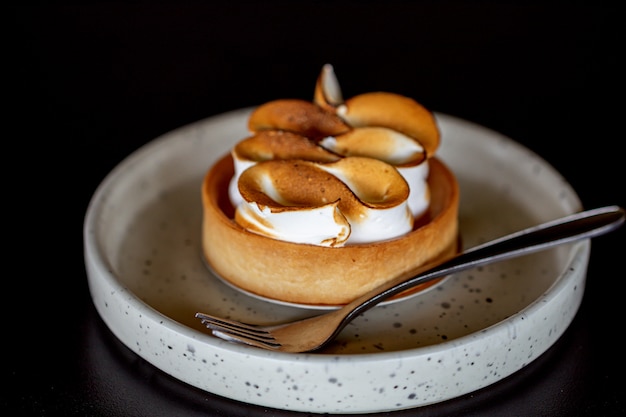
[6,2,625,416]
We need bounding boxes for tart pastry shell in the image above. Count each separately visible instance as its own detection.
[201,154,460,305]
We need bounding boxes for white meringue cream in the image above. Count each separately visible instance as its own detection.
[398,162,430,218]
[228,154,255,208]
[235,200,351,247]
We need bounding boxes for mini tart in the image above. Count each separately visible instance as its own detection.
[201,154,460,306]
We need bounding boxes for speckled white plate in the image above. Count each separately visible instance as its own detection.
[84,109,588,414]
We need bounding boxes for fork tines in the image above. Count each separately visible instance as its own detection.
[195,312,280,348]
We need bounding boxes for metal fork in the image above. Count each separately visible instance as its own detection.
[196,205,624,353]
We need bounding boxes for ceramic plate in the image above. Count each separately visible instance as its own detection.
[84,109,587,414]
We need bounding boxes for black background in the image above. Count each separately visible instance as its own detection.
[6,2,625,416]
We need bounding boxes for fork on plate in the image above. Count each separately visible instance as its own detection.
[196,205,624,353]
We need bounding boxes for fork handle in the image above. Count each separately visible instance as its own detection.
[345,205,625,317]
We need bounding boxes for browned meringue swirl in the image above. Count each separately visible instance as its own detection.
[228,64,440,246]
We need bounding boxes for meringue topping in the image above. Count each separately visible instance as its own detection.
[229,64,440,247]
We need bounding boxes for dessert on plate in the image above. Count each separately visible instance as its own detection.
[201,64,459,305]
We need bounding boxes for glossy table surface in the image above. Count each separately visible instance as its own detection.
[6,2,625,416]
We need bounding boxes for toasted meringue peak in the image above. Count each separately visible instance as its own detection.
[233,131,341,164]
[315,157,409,208]
[314,63,344,110]
[229,131,341,208]
[319,127,426,166]
[248,99,350,139]
[337,92,440,158]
